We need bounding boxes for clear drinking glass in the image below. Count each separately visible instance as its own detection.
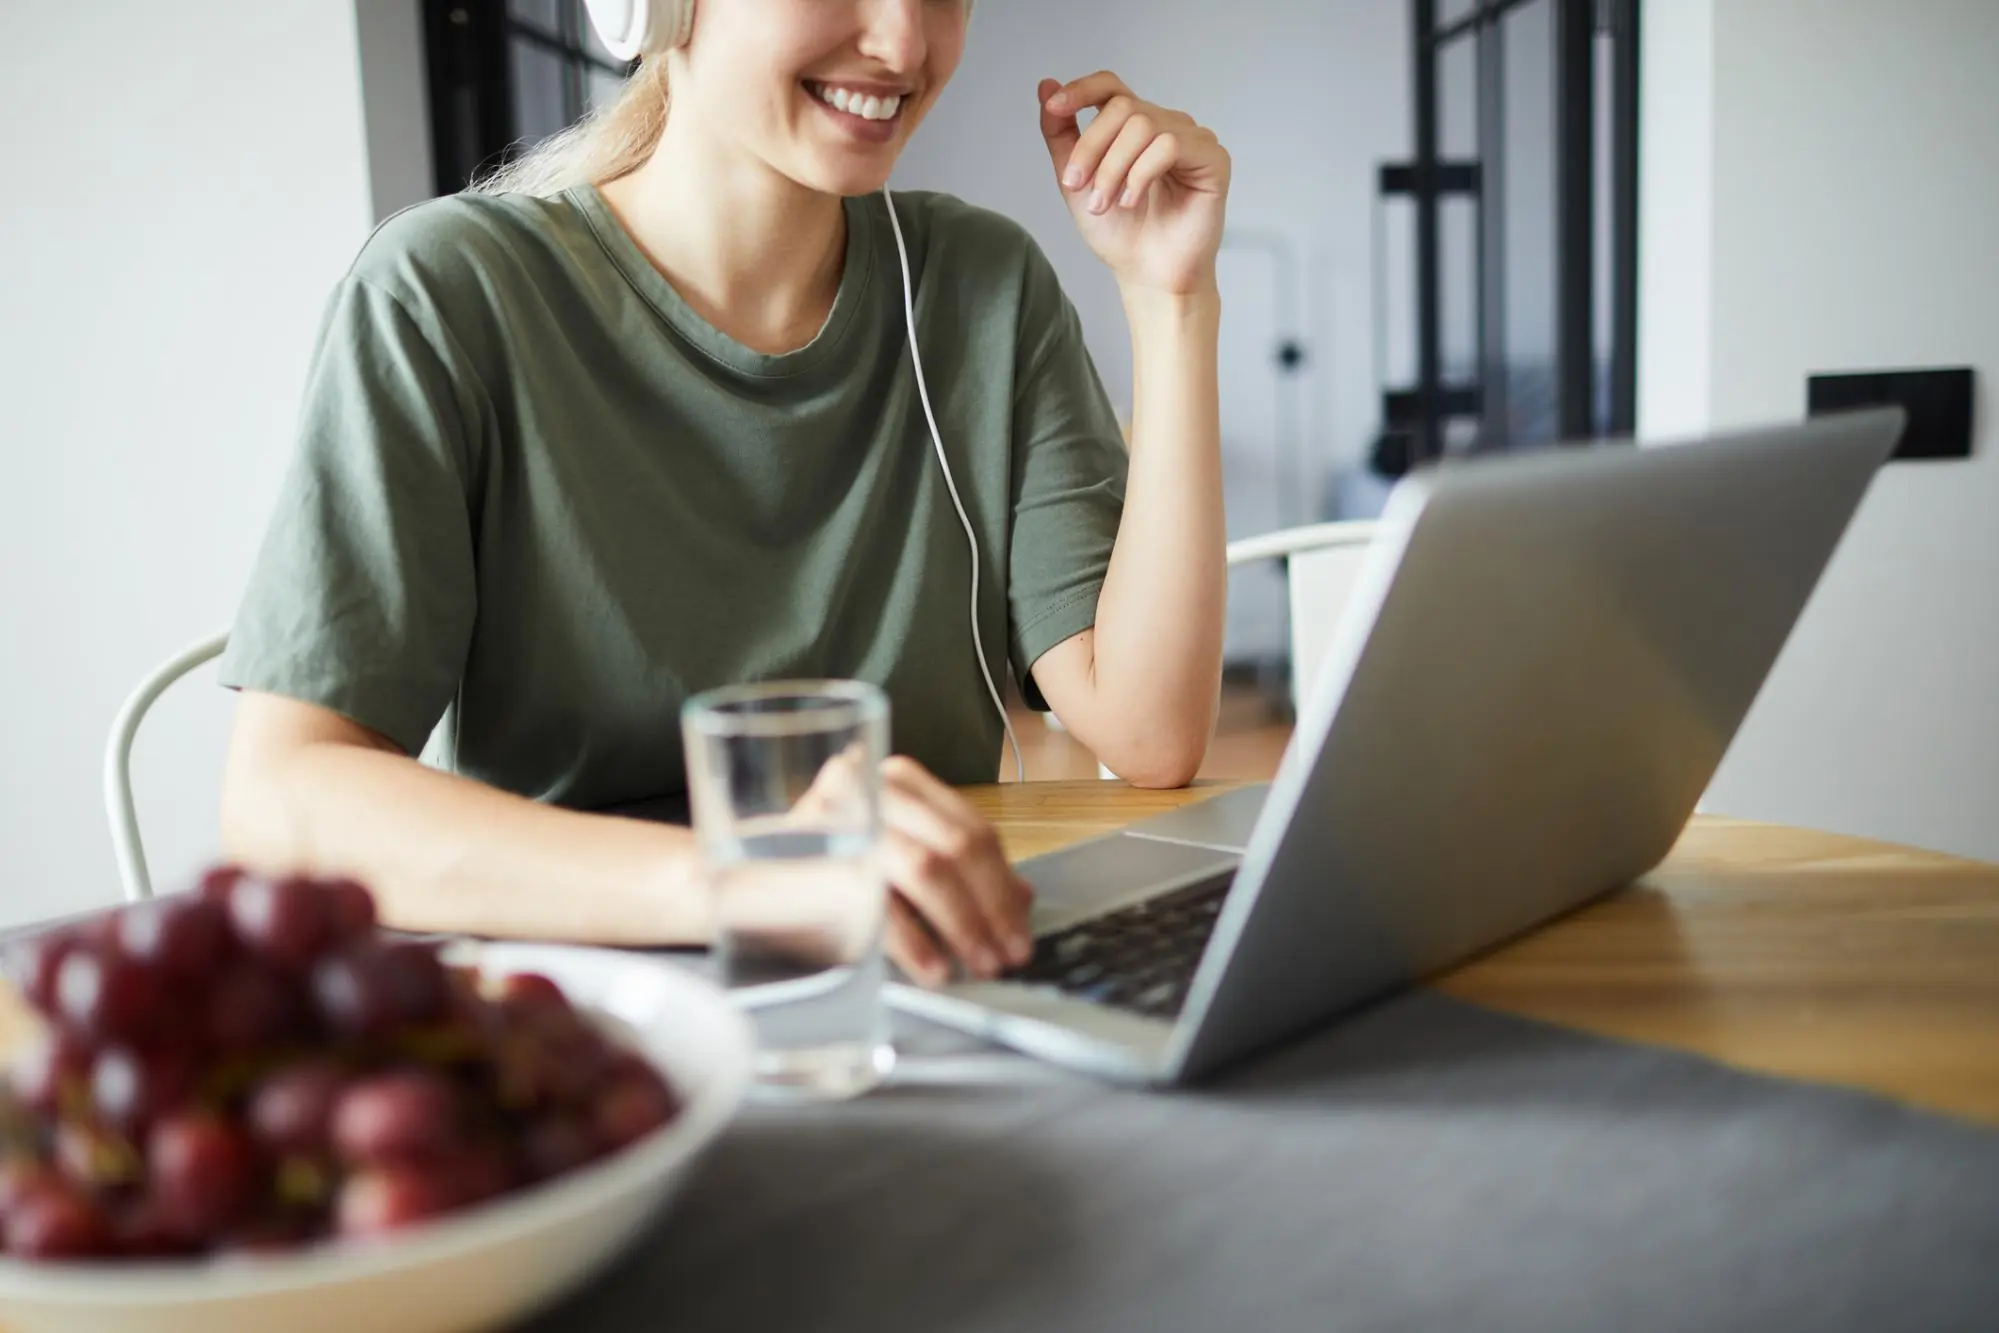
[681,680,895,1100]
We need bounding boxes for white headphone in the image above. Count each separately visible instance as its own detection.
[583,0,972,61]
[581,0,695,62]
[581,0,1022,781]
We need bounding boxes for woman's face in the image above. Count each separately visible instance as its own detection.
[671,0,970,197]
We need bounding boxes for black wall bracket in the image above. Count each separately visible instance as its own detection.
[1807,368,1976,462]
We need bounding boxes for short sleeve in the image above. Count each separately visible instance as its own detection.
[218,277,484,755]
[1007,249,1128,710]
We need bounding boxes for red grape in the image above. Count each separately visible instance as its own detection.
[10,1030,92,1115]
[248,1061,346,1156]
[439,1143,513,1207]
[335,1164,458,1238]
[75,913,125,952]
[54,1120,142,1192]
[149,1112,259,1239]
[592,1067,677,1153]
[111,1197,203,1259]
[314,943,446,1037]
[4,1181,110,1259]
[312,950,396,1037]
[116,896,232,979]
[547,1029,617,1104]
[331,1070,459,1167]
[0,1161,65,1219]
[205,961,310,1051]
[91,1044,197,1133]
[3,929,79,1014]
[499,972,570,1016]
[321,878,378,941]
[521,1115,599,1182]
[227,875,333,970]
[380,943,448,1025]
[196,865,248,904]
[55,946,164,1044]
[218,1215,316,1256]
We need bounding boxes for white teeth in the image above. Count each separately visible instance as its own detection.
[813,83,903,121]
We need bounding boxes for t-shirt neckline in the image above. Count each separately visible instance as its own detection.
[566,181,875,380]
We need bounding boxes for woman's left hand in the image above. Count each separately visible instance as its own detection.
[1038,72,1232,297]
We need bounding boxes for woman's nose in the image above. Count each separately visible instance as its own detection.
[855,0,928,74]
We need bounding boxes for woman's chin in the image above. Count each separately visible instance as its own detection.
[790,157,899,200]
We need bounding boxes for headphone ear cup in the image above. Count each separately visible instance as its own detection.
[660,0,695,49]
[582,0,693,60]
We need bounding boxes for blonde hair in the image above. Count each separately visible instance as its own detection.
[470,60,671,198]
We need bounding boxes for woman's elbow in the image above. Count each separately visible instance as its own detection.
[217,691,370,871]
[1099,729,1209,790]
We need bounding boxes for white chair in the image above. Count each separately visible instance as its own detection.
[106,633,228,902]
[1226,520,1380,711]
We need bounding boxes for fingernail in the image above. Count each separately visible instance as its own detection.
[1090,190,1109,214]
[1047,91,1068,110]
[976,947,1001,976]
[1062,166,1083,189]
[1008,935,1033,966]
[1119,187,1138,209]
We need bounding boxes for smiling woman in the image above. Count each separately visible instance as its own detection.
[221,0,1230,987]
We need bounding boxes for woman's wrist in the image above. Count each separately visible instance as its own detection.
[1119,277,1222,326]
[620,818,711,946]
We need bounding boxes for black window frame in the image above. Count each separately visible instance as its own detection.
[424,0,638,196]
[1380,0,1641,469]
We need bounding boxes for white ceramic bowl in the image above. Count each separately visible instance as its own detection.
[0,943,753,1333]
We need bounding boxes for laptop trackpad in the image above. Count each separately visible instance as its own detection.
[1121,783,1270,853]
[1020,833,1240,934]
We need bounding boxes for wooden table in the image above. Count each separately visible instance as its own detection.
[965,780,1999,1127]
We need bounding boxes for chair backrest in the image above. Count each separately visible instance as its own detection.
[1226,521,1380,708]
[106,633,229,901]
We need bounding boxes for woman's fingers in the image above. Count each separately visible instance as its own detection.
[881,823,1006,978]
[1116,132,1184,210]
[1057,93,1140,195]
[1044,69,1132,118]
[789,743,869,822]
[1090,117,1170,214]
[884,895,948,988]
[1040,71,1230,212]
[881,757,1033,966]
[1037,76,1081,176]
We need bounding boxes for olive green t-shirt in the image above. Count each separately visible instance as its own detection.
[220,185,1128,809]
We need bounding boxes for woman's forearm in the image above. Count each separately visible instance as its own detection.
[220,712,703,945]
[1076,283,1228,784]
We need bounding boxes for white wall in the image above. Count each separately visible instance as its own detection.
[357,0,438,219]
[0,2,391,929]
[1641,0,1999,863]
[896,0,1410,655]
[1634,0,1712,440]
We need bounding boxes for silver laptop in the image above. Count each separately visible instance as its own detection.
[887,408,1906,1084]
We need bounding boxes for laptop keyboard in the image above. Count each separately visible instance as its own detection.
[1005,873,1234,1020]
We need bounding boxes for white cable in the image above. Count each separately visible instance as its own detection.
[880,186,1026,783]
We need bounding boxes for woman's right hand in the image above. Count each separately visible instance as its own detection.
[874,757,1034,987]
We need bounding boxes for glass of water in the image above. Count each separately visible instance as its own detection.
[681,680,894,1100]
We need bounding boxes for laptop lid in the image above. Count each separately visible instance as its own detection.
[1164,408,1906,1082]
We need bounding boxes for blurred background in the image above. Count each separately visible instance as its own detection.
[4,0,1995,932]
